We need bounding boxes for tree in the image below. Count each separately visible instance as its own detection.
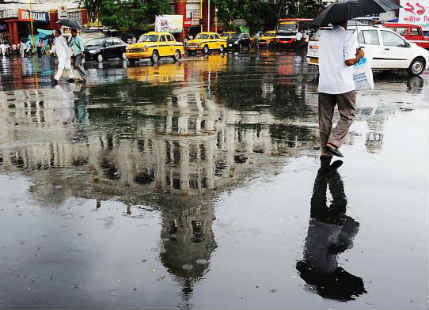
[81,0,171,30]
[79,0,102,23]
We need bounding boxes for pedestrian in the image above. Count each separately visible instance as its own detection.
[69,28,87,82]
[50,29,74,85]
[318,20,364,158]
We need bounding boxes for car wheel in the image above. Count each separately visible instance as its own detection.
[97,54,103,63]
[173,49,181,62]
[408,57,425,76]
[203,45,209,55]
[151,50,159,65]
[219,45,225,53]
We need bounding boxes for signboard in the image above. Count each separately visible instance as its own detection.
[399,0,429,30]
[18,9,49,23]
[186,3,200,26]
[155,15,183,33]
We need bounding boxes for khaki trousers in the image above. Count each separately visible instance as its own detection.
[318,91,356,152]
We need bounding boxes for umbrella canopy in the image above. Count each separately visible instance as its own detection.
[37,28,53,36]
[314,0,401,27]
[57,18,82,29]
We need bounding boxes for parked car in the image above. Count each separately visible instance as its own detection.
[227,33,251,51]
[256,31,276,48]
[383,23,429,50]
[84,37,127,63]
[125,32,185,65]
[186,32,227,55]
[306,25,429,76]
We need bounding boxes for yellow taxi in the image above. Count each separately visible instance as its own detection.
[186,32,227,55]
[257,31,276,47]
[125,32,185,65]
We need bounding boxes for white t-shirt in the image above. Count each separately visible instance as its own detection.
[318,26,358,94]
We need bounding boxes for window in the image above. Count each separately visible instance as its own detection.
[215,34,220,39]
[410,27,422,36]
[138,34,159,42]
[113,38,123,45]
[160,35,166,42]
[396,27,409,35]
[360,30,380,45]
[209,34,215,39]
[167,35,174,42]
[381,31,407,47]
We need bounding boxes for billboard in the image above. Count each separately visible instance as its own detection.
[18,9,49,23]
[155,15,183,33]
[399,0,429,30]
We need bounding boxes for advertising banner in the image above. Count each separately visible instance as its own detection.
[18,9,49,23]
[399,0,429,30]
[155,15,183,33]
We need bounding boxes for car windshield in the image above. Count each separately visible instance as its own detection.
[196,34,210,39]
[86,38,105,46]
[264,32,275,37]
[231,34,241,40]
[278,23,297,33]
[138,34,159,42]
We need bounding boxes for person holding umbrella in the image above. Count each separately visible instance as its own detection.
[69,29,87,82]
[49,29,74,85]
[314,0,400,158]
[318,20,364,158]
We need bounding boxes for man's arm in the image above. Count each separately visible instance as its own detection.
[345,48,364,66]
[344,34,364,67]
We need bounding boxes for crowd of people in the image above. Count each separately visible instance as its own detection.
[1,28,87,84]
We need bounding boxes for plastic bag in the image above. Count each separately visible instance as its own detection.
[353,57,374,91]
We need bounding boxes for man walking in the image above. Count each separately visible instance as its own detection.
[69,29,87,82]
[318,21,364,158]
[50,29,74,85]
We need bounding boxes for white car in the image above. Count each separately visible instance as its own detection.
[306,25,429,76]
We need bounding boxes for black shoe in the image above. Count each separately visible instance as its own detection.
[67,78,75,83]
[52,79,58,86]
[326,145,344,158]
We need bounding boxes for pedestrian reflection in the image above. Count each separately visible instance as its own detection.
[297,158,366,301]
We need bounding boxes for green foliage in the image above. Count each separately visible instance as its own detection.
[215,0,325,33]
[83,0,171,31]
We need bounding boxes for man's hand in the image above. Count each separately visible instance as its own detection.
[356,48,364,61]
[344,48,365,67]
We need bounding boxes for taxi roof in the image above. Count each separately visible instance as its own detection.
[198,32,220,35]
[143,32,173,36]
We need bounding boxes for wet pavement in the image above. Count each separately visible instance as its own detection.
[0,52,428,310]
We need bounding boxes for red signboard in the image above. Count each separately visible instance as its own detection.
[18,9,32,21]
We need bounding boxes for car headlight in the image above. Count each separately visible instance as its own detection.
[89,50,98,54]
[235,41,239,44]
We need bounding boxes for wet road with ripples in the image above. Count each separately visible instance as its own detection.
[0,52,428,310]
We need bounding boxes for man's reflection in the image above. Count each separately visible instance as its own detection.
[297,158,366,301]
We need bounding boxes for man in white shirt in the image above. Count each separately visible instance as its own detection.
[318,21,364,158]
[50,29,74,85]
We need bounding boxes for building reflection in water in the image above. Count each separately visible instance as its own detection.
[297,159,366,301]
[0,54,396,302]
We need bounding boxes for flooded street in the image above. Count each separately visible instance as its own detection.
[0,52,428,310]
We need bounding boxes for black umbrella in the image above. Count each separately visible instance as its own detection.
[57,18,82,29]
[313,0,401,27]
